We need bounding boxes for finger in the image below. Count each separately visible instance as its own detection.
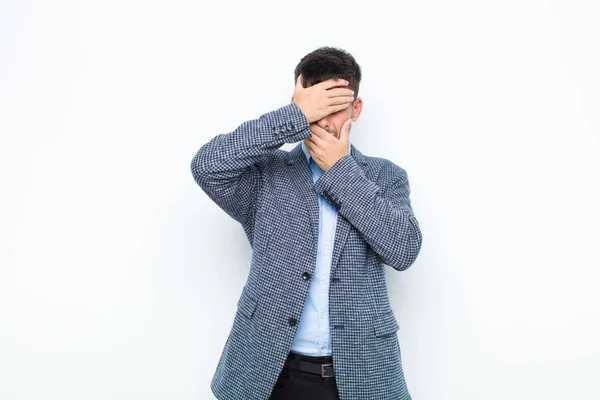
[304,138,325,159]
[303,138,317,153]
[325,88,355,98]
[340,118,352,140]
[309,123,330,140]
[328,103,352,114]
[304,135,322,148]
[307,129,327,145]
[319,78,349,90]
[328,96,355,106]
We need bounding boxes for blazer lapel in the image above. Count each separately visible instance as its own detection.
[286,142,369,277]
[286,144,320,248]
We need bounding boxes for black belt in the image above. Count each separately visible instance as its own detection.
[284,351,335,378]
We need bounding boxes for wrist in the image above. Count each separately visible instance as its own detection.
[293,102,315,124]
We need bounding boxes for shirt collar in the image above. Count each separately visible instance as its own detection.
[301,137,352,163]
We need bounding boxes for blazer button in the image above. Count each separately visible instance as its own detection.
[288,317,298,327]
[302,272,311,280]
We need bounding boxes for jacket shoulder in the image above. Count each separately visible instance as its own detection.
[364,155,408,186]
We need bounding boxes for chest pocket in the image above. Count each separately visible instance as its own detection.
[373,309,400,338]
[237,289,258,319]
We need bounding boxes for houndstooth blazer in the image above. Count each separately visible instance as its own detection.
[190,102,423,400]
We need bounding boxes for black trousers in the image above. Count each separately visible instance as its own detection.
[269,350,340,400]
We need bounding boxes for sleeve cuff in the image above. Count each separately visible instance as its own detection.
[313,154,379,209]
[262,102,311,143]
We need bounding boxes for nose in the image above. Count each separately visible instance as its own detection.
[317,117,330,130]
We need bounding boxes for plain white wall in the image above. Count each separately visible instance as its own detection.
[1,0,599,399]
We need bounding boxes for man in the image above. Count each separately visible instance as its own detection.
[191,47,423,400]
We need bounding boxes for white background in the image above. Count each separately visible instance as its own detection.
[1,0,599,399]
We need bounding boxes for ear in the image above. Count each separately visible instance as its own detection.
[351,98,363,122]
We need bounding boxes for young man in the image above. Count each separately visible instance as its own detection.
[191,47,423,400]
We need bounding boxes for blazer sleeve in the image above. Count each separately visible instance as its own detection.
[313,155,423,271]
[190,103,311,243]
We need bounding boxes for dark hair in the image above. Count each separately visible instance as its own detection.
[294,46,361,100]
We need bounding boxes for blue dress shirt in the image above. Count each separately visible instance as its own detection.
[290,138,351,356]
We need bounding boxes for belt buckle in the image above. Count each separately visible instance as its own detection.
[321,363,334,378]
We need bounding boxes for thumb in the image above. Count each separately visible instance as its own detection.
[340,118,352,142]
[295,73,304,89]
